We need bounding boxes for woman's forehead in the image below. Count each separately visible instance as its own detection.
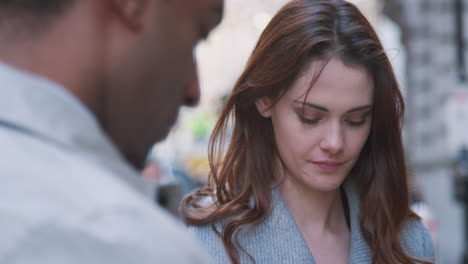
[283,58,373,106]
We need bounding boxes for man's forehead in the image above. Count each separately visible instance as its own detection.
[192,0,224,39]
[199,0,224,9]
[198,0,224,23]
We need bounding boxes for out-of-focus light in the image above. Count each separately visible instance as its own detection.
[252,12,272,31]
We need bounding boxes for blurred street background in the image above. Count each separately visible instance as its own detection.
[148,0,468,262]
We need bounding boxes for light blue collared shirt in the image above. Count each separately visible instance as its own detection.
[0,62,209,264]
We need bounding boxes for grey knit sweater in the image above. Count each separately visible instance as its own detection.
[188,182,435,263]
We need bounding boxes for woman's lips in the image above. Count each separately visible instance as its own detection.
[312,160,345,172]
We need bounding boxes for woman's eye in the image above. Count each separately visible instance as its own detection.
[299,116,320,124]
[345,119,367,127]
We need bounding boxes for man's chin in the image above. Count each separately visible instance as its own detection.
[157,122,176,142]
[124,133,171,170]
[125,151,148,170]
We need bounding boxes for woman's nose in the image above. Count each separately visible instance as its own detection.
[319,122,344,155]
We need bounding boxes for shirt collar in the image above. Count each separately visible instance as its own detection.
[0,62,153,195]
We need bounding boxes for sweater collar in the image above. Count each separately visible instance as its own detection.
[270,180,372,263]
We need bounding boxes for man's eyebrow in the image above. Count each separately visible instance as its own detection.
[200,3,224,40]
[293,100,372,113]
[213,2,224,26]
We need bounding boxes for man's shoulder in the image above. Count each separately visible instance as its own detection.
[0,129,209,263]
[0,126,135,205]
[0,122,160,224]
[1,209,209,263]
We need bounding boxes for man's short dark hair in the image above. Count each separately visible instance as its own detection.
[0,0,75,30]
[0,0,74,16]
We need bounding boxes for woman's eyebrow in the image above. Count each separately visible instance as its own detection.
[293,100,372,113]
[347,105,373,113]
[293,100,328,112]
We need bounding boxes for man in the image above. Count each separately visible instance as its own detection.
[0,0,223,263]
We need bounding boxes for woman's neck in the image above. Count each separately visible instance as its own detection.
[279,175,348,236]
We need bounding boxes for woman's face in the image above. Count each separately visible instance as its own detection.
[258,58,373,193]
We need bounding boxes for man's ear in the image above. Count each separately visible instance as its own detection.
[255,97,272,118]
[111,0,149,30]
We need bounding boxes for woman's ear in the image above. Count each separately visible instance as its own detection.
[255,97,272,118]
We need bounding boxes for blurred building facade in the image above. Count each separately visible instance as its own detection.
[384,0,468,262]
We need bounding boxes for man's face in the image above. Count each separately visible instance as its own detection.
[102,0,223,168]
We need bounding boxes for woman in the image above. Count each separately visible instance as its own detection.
[181,0,435,263]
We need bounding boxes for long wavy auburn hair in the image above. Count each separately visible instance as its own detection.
[181,1,431,263]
